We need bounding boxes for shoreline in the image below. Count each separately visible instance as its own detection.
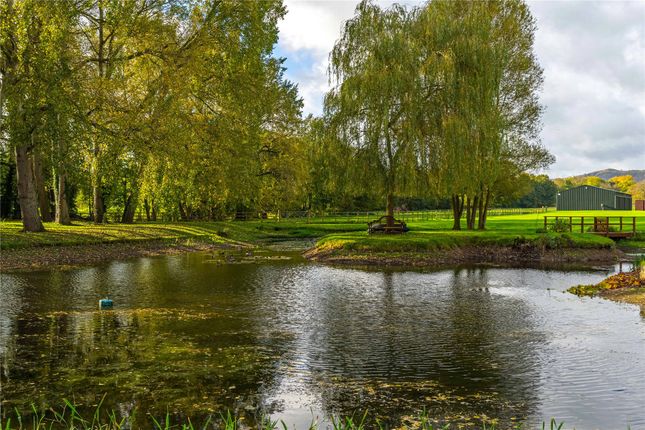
[0,234,631,273]
[303,244,623,268]
[0,239,234,272]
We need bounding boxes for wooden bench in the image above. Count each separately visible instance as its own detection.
[368,215,408,234]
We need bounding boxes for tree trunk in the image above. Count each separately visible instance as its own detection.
[54,171,71,225]
[478,189,490,230]
[121,194,136,223]
[93,183,104,223]
[144,198,151,221]
[15,145,45,232]
[33,153,52,222]
[451,194,463,230]
[151,201,157,221]
[178,201,188,221]
[386,192,394,226]
[466,194,478,230]
[89,2,107,224]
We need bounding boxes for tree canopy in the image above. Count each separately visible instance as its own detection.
[1,0,554,232]
[325,0,552,229]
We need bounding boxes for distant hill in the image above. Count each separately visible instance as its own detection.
[573,169,645,182]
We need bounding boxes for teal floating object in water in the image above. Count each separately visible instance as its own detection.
[99,298,113,309]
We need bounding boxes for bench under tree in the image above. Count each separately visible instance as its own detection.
[368,215,409,234]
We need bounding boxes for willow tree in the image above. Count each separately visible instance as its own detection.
[417,0,552,230]
[325,1,424,223]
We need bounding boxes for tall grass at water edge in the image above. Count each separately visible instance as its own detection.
[0,401,579,430]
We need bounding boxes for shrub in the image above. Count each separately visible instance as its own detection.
[549,219,570,233]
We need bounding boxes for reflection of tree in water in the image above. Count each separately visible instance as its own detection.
[305,268,541,427]
[439,268,542,423]
[0,257,290,426]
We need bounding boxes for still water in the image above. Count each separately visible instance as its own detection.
[1,253,644,429]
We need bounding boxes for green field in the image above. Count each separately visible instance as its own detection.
[0,211,645,252]
[1,210,644,251]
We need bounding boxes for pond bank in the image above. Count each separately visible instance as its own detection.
[0,239,234,272]
[1,219,633,271]
[1,236,622,272]
[304,244,622,267]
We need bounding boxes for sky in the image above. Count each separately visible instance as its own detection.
[275,0,645,178]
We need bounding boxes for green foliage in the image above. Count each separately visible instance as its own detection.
[549,218,570,233]
[510,175,558,208]
[323,0,552,229]
[1,0,308,230]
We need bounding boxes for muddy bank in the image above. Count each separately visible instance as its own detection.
[304,244,622,268]
[0,240,236,272]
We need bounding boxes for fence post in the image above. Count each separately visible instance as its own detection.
[569,216,572,232]
[581,217,584,233]
[544,217,547,231]
[619,217,623,231]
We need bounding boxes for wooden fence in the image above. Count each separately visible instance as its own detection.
[543,216,636,238]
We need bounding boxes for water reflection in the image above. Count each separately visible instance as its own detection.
[0,256,644,429]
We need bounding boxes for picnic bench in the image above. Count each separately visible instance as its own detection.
[368,215,408,234]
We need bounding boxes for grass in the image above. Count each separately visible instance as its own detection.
[0,402,570,430]
[1,210,643,252]
[0,220,364,250]
[314,210,645,254]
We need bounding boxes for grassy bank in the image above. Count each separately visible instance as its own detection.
[306,211,643,264]
[0,220,365,250]
[0,220,364,270]
[1,210,643,269]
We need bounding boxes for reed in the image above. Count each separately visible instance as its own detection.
[0,402,575,430]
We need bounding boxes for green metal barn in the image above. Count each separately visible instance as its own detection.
[556,185,632,210]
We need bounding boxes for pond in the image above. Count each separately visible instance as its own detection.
[1,252,644,429]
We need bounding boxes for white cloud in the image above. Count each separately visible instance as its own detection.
[529,0,645,176]
[278,0,419,115]
[277,0,645,177]
[277,1,365,115]
[279,1,357,53]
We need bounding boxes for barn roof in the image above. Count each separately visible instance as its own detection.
[561,185,631,197]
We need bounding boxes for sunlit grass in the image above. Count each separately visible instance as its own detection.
[1,210,643,251]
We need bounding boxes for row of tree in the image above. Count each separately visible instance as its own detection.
[1,0,553,232]
[1,0,306,231]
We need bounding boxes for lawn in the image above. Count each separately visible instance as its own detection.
[0,219,366,250]
[316,210,645,253]
[1,210,643,251]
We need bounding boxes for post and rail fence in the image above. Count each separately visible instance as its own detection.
[543,216,637,238]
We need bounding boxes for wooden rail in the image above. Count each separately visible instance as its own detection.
[543,216,636,238]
